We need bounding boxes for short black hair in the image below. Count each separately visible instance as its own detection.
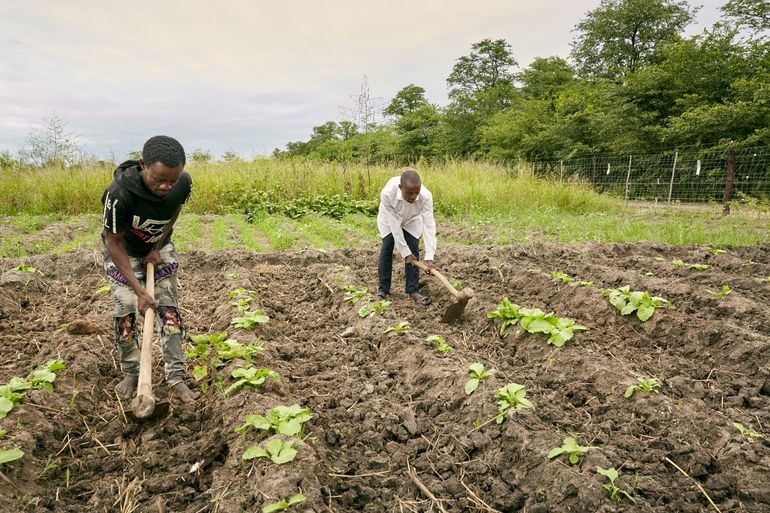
[401,168,421,187]
[142,135,186,167]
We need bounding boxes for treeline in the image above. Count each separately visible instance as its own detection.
[274,0,770,164]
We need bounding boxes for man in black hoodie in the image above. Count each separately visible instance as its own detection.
[101,135,196,402]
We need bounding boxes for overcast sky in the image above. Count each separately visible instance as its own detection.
[0,0,725,160]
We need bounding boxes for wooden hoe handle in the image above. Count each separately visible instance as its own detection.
[132,262,156,418]
[413,261,461,299]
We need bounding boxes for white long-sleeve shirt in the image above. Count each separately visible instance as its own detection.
[376,176,437,261]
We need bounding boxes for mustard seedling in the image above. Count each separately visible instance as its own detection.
[518,308,588,347]
[624,377,662,398]
[0,447,23,468]
[576,280,594,287]
[342,285,368,304]
[229,287,259,312]
[465,363,493,395]
[708,248,726,255]
[96,283,111,294]
[263,494,306,513]
[236,404,312,436]
[187,331,228,359]
[231,309,270,329]
[427,335,453,353]
[384,321,409,334]
[672,259,686,268]
[596,467,636,504]
[243,438,298,464]
[496,383,534,423]
[691,263,711,271]
[486,297,521,336]
[192,365,208,382]
[707,284,732,297]
[13,264,42,274]
[551,271,573,284]
[548,437,596,465]
[358,300,390,318]
[602,286,670,321]
[673,259,710,271]
[733,422,764,440]
[225,366,280,396]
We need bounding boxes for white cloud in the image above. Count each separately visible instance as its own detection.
[0,0,726,159]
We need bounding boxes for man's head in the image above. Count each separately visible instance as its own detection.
[140,136,185,198]
[399,169,421,203]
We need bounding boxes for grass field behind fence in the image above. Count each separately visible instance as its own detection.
[0,160,768,257]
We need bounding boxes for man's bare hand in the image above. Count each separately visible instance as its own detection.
[144,248,162,267]
[405,255,418,266]
[423,259,434,275]
[137,291,158,315]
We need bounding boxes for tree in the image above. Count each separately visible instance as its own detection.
[519,57,575,101]
[190,148,212,163]
[571,0,697,78]
[384,84,430,118]
[447,39,518,97]
[21,112,82,167]
[222,150,242,162]
[443,39,520,156]
[722,0,770,34]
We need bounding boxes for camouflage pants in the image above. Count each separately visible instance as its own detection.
[103,243,186,385]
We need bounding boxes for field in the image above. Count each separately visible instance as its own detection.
[1,164,770,512]
[1,232,770,512]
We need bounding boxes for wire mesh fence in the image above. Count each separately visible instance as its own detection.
[528,146,770,205]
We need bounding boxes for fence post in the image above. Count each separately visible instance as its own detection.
[559,160,563,182]
[667,151,678,203]
[624,155,632,202]
[723,149,736,215]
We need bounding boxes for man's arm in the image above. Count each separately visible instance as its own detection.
[421,193,437,269]
[104,231,157,314]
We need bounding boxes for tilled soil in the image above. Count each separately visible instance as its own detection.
[1,241,769,513]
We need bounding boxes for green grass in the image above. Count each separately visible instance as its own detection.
[0,158,767,256]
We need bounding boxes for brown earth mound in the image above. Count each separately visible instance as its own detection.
[1,242,769,512]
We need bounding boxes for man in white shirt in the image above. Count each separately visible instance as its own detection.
[376,169,437,305]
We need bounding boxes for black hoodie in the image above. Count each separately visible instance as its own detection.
[101,160,192,257]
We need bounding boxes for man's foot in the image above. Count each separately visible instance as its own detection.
[409,292,431,305]
[377,290,388,299]
[169,382,199,403]
[116,375,138,399]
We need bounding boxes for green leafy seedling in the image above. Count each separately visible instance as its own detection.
[602,286,670,322]
[13,264,42,274]
[96,283,111,294]
[186,331,229,359]
[576,280,594,287]
[518,308,588,347]
[341,285,368,304]
[449,278,463,290]
[231,310,270,329]
[0,447,24,468]
[691,263,711,271]
[624,377,662,398]
[496,383,534,423]
[0,428,5,439]
[596,466,636,504]
[426,335,453,354]
[383,321,410,334]
[217,338,264,363]
[236,404,312,436]
[465,363,493,395]
[263,493,307,513]
[733,422,764,440]
[672,259,686,268]
[486,297,521,336]
[226,272,240,279]
[551,271,573,284]
[708,248,726,255]
[224,366,280,396]
[192,365,208,382]
[28,359,65,393]
[358,300,390,318]
[243,438,298,464]
[548,437,596,465]
[707,284,732,297]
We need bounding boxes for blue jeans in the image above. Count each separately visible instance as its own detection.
[378,230,420,295]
